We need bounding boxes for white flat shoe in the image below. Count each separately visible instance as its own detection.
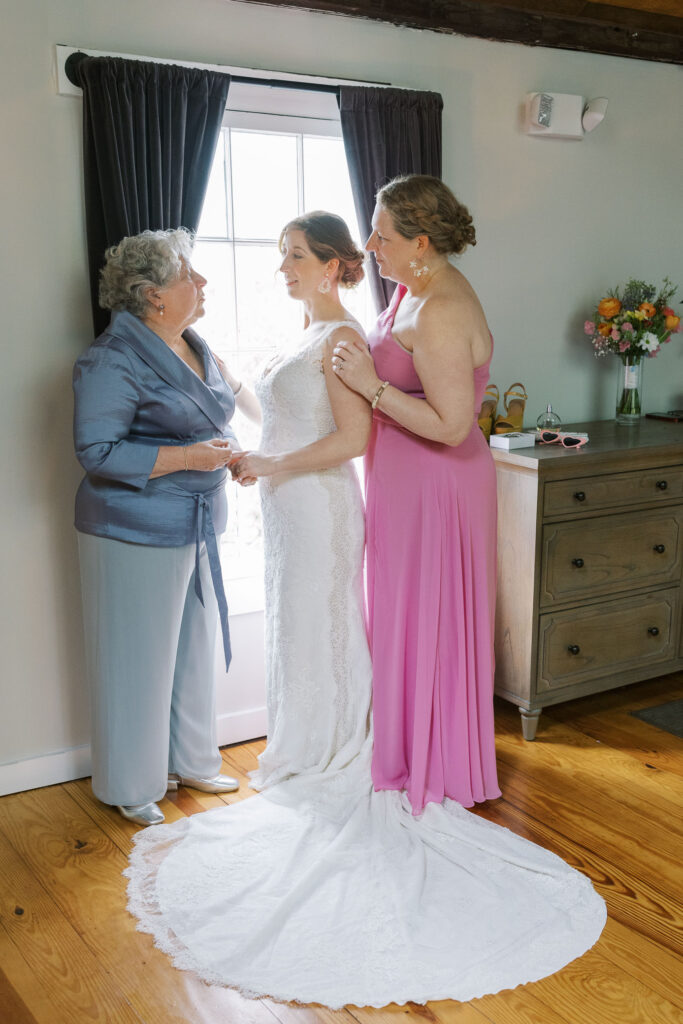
[167,773,239,794]
[117,802,165,826]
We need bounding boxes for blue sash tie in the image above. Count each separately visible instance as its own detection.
[193,492,232,671]
[154,475,232,672]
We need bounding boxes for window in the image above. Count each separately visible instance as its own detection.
[193,85,372,614]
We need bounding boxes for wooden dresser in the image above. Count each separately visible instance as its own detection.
[491,419,683,739]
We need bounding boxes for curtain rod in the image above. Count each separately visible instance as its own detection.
[64,50,380,95]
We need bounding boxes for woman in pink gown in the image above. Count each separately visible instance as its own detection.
[333,174,502,813]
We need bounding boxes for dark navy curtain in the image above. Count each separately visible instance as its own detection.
[72,56,231,334]
[339,87,443,312]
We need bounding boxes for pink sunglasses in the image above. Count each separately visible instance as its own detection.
[539,431,589,449]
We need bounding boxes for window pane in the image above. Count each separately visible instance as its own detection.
[222,478,263,583]
[231,132,299,239]
[303,136,376,325]
[234,243,302,351]
[193,240,236,351]
[338,276,375,329]
[220,349,271,452]
[303,136,360,243]
[197,134,228,238]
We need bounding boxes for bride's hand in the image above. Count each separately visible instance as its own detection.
[332,338,380,400]
[230,451,276,483]
[228,451,254,486]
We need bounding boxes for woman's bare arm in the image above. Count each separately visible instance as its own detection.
[212,351,262,425]
[334,298,483,446]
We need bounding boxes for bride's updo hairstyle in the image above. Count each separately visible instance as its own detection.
[376,175,476,256]
[279,211,365,288]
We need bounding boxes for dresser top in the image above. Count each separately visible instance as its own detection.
[491,419,683,474]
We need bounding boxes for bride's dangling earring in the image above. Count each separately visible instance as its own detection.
[409,258,430,279]
[318,276,331,294]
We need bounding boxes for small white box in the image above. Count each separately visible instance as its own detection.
[489,432,537,450]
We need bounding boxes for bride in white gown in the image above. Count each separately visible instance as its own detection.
[125,213,605,1009]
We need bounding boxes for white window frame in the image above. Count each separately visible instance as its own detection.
[201,82,358,616]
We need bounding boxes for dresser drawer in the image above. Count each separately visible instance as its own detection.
[543,465,683,518]
[537,589,680,693]
[540,508,683,606]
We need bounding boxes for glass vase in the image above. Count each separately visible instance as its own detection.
[615,354,643,425]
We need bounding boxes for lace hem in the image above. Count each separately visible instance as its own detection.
[124,788,606,1010]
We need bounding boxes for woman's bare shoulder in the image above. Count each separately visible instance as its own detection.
[326,322,367,347]
[418,269,491,357]
[419,274,479,325]
[434,266,482,309]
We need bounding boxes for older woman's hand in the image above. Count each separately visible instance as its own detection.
[331,337,381,401]
[187,439,235,472]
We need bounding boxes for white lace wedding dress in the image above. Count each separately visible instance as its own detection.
[125,319,606,1009]
[249,319,372,790]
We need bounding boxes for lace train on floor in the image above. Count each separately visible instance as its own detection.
[125,749,606,1009]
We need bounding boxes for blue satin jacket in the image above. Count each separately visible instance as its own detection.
[73,310,238,667]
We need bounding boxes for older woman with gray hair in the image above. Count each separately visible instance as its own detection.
[73,228,243,827]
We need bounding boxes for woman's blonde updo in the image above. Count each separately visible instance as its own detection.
[376,175,476,256]
[279,212,365,288]
[99,228,195,316]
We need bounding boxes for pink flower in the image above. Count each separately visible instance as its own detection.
[618,340,630,352]
[584,320,596,336]
[621,322,634,332]
[611,328,620,341]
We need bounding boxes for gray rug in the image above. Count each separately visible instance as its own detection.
[630,699,683,739]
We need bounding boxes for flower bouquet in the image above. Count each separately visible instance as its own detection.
[584,278,681,423]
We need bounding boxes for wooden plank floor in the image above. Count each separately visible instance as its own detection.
[1,671,682,1024]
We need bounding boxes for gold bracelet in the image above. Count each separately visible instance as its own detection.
[371,380,390,409]
[183,446,189,471]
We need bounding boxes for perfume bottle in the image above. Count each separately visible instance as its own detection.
[536,404,562,430]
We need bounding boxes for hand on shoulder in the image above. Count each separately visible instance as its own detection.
[326,324,367,353]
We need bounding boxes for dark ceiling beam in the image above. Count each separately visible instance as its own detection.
[239,0,683,64]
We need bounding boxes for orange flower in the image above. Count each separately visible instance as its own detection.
[665,314,680,330]
[598,297,621,318]
[639,302,656,317]
[597,322,612,337]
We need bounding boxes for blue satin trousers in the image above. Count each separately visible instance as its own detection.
[77,533,222,806]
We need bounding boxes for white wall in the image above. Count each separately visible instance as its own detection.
[1,0,682,793]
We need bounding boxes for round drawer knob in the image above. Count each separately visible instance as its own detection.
[647,626,660,637]
[573,491,586,502]
[567,644,581,655]
[653,544,666,554]
[656,480,668,491]
[571,558,585,568]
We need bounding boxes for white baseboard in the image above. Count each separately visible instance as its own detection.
[217,706,267,747]
[0,744,92,798]
[0,707,268,798]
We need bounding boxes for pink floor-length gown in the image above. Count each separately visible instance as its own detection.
[366,283,502,813]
